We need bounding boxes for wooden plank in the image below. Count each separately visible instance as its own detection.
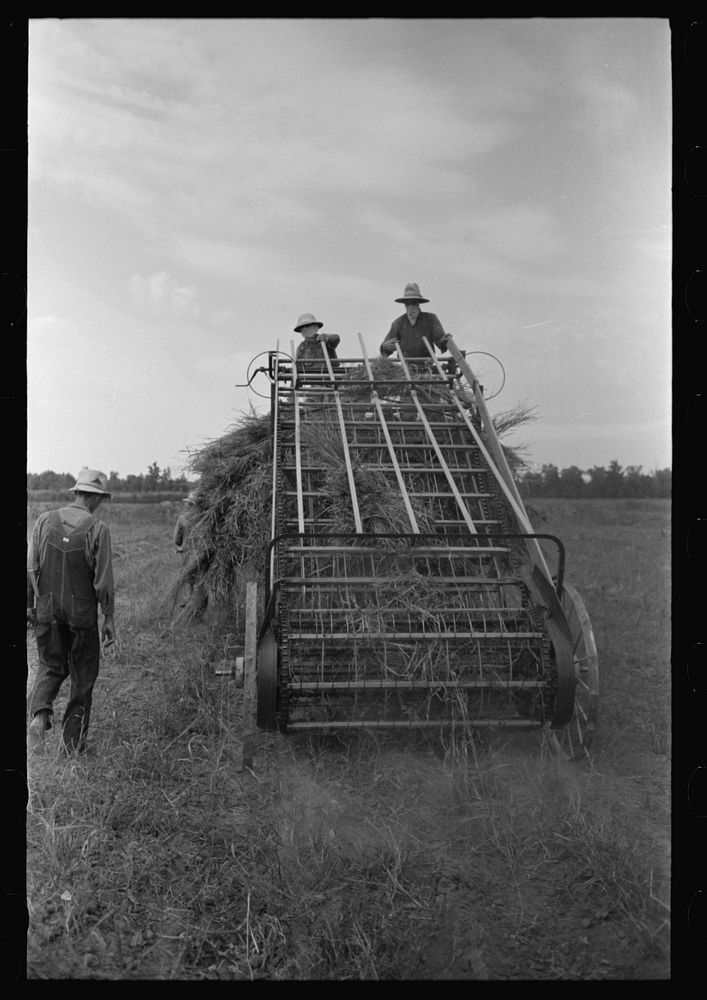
[395,346,478,535]
[279,575,516,585]
[287,632,542,641]
[289,678,545,689]
[283,488,493,496]
[286,719,541,730]
[358,332,419,532]
[321,344,363,532]
[292,352,306,535]
[269,346,281,593]
[241,580,259,771]
[425,337,555,582]
[283,544,508,554]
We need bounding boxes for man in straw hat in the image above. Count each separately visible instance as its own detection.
[27,468,116,753]
[293,312,340,364]
[293,312,341,386]
[380,282,450,361]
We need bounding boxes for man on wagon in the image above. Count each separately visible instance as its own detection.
[293,312,341,386]
[380,282,450,361]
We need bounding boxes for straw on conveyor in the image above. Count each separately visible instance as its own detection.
[169,387,535,629]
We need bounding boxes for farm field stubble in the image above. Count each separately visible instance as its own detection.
[25,497,671,980]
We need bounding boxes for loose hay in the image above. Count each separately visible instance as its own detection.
[170,377,535,640]
[168,407,273,622]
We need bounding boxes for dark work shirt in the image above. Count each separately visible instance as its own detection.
[295,334,340,363]
[380,312,448,359]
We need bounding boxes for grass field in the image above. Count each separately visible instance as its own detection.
[25,497,670,980]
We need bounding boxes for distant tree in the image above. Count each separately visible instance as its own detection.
[585,465,607,498]
[541,464,561,497]
[29,458,668,500]
[558,465,586,498]
[623,465,647,498]
[651,467,672,498]
[124,473,144,492]
[605,459,625,498]
[27,470,74,491]
[518,468,544,497]
[146,462,161,492]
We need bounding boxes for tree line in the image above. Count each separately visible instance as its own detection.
[27,463,189,495]
[517,461,671,499]
[28,459,671,500]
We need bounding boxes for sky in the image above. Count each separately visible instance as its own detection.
[26,17,672,481]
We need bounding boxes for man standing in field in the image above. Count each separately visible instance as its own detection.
[172,489,209,621]
[380,282,450,361]
[26,468,115,754]
[173,491,197,553]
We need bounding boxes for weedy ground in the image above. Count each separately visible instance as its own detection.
[25,498,670,980]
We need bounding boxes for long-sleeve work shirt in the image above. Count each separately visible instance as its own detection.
[295,334,340,363]
[380,311,448,359]
[27,502,114,615]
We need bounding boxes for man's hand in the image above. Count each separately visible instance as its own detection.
[26,606,36,629]
[102,614,116,647]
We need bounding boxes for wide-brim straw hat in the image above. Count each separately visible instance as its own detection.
[294,312,324,332]
[395,282,429,304]
[69,468,112,496]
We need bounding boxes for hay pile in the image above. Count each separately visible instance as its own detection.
[168,407,273,623]
[169,386,535,625]
[298,415,438,537]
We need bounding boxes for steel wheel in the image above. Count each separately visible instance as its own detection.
[256,627,280,731]
[549,582,599,760]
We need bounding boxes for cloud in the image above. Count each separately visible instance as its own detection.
[30,19,518,248]
[456,203,566,263]
[574,75,642,146]
[128,271,199,318]
[27,19,672,478]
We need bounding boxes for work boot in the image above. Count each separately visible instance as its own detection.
[63,713,87,755]
[28,711,50,750]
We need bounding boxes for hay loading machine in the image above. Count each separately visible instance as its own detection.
[253,335,598,758]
